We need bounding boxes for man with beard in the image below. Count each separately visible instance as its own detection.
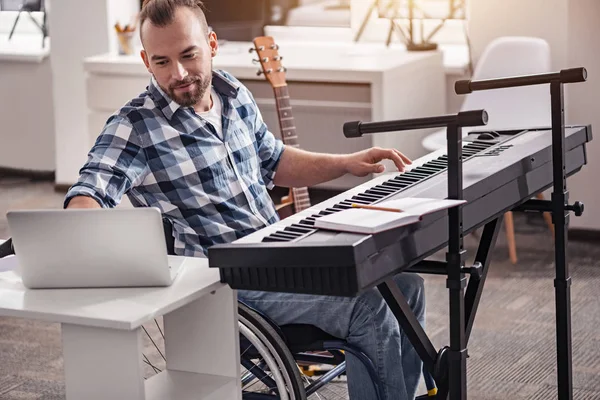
[64,1,426,399]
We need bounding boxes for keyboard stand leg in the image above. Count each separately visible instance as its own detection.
[550,80,573,400]
[446,123,467,400]
[378,279,438,375]
[464,218,503,343]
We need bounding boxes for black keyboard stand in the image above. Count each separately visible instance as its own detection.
[455,67,588,400]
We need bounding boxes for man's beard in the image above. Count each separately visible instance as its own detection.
[167,75,211,107]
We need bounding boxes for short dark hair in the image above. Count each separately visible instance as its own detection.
[139,0,208,41]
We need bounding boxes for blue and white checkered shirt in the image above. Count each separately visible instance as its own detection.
[64,70,285,257]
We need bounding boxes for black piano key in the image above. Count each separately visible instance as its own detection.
[269,232,301,241]
[411,165,435,172]
[353,193,383,202]
[427,160,447,168]
[391,177,419,184]
[371,185,401,194]
[285,225,314,234]
[381,182,406,190]
[467,143,491,150]
[428,157,447,164]
[413,166,439,174]
[295,220,317,228]
[326,207,347,212]
[262,236,289,242]
[403,171,429,179]
[423,163,445,170]
[349,198,372,205]
[387,177,411,184]
[318,210,335,216]
[373,185,400,192]
[394,173,421,180]
[366,188,396,196]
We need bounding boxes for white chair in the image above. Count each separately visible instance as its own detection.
[422,36,555,264]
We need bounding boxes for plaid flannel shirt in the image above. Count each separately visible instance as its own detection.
[64,70,285,256]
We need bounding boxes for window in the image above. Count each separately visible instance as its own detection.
[268,0,351,28]
[0,0,24,11]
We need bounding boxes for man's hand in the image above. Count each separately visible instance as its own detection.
[343,147,412,177]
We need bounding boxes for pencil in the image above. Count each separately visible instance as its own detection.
[351,203,404,213]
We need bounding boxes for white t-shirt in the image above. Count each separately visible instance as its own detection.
[197,87,223,139]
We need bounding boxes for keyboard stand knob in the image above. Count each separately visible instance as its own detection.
[566,201,584,217]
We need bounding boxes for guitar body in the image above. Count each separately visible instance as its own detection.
[252,36,312,218]
[275,194,296,220]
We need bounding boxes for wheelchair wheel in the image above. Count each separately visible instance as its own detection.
[238,302,307,400]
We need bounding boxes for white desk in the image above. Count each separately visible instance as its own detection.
[0,34,49,63]
[0,243,241,400]
[82,40,448,190]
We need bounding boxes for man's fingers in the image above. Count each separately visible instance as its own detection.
[385,149,407,172]
[394,149,412,165]
[365,147,412,173]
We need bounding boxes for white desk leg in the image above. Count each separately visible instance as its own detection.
[164,286,241,399]
[61,324,144,400]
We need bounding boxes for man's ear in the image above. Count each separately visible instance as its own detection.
[140,50,152,73]
[208,31,219,58]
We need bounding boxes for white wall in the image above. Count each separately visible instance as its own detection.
[51,0,139,185]
[468,0,569,70]
[467,0,600,230]
[565,0,600,230]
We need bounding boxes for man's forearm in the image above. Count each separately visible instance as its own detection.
[272,145,411,189]
[273,146,349,188]
[65,195,102,209]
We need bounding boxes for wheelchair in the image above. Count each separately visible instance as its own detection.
[140,220,439,399]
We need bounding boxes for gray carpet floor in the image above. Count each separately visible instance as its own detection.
[0,176,599,399]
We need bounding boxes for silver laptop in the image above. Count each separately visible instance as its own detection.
[6,207,185,289]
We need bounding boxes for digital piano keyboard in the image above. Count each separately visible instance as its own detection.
[208,126,592,296]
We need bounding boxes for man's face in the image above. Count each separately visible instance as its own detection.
[140,7,218,107]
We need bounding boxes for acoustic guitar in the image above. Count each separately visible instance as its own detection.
[252,36,312,219]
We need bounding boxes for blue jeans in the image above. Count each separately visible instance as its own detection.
[238,273,426,400]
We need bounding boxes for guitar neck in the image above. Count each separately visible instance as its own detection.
[273,86,299,148]
[273,85,311,212]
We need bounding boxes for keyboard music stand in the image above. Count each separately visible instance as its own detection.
[455,67,588,400]
[343,109,491,399]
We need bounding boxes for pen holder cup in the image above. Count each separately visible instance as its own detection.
[117,31,135,55]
